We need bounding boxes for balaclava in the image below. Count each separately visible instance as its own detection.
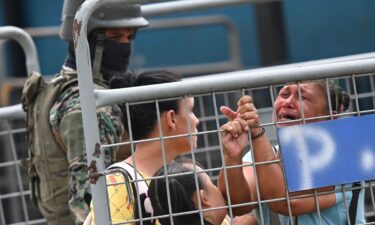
[64,31,132,82]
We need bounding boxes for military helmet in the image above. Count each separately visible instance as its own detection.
[59,0,149,41]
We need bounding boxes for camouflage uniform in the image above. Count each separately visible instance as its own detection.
[49,68,124,224]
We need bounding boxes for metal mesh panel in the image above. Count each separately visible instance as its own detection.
[90,72,375,225]
[0,63,374,225]
[0,119,46,225]
[0,25,45,225]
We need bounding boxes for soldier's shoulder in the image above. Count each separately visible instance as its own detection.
[50,82,81,124]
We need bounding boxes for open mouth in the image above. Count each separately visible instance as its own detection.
[279,114,298,121]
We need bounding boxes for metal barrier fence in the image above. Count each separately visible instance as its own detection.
[1,50,375,225]
[82,55,375,225]
[74,1,375,219]
[73,2,375,222]
[0,26,45,225]
[1,57,374,225]
[85,59,375,225]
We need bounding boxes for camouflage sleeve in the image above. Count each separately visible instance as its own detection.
[59,106,124,224]
[93,83,125,167]
[60,111,91,224]
[97,105,124,168]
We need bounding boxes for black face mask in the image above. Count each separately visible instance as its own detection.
[100,39,131,79]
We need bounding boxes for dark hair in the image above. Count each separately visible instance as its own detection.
[148,159,212,225]
[317,81,350,113]
[109,71,182,140]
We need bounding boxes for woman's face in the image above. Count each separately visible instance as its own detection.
[196,167,227,225]
[274,82,329,127]
[184,163,226,225]
[173,97,200,152]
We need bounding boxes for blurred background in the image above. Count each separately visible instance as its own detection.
[1,0,375,106]
[1,0,375,90]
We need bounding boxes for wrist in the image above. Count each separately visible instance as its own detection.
[251,127,265,141]
[224,153,243,166]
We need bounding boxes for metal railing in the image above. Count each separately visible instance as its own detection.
[2,51,375,120]
[73,0,279,223]
[83,54,375,225]
[76,1,375,217]
[74,4,375,222]
[0,26,40,75]
[0,26,44,225]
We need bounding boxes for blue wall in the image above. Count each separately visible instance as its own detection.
[1,1,375,75]
[284,0,375,62]
[0,0,5,26]
[20,0,66,75]
[133,5,259,70]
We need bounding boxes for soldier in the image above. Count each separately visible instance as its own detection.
[22,0,148,225]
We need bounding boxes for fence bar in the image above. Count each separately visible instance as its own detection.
[0,26,39,121]
[0,199,5,225]
[0,104,24,120]
[74,0,145,224]
[96,57,375,107]
[24,26,60,38]
[0,26,40,75]
[141,0,278,17]
[4,120,30,222]
[1,54,375,121]
[73,0,276,224]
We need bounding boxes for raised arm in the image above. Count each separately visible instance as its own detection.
[218,96,257,216]
[239,96,336,216]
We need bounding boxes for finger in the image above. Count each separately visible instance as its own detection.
[220,106,238,121]
[221,131,232,144]
[237,95,253,107]
[237,118,249,131]
[239,114,260,128]
[237,103,256,115]
[221,122,232,132]
[247,119,260,128]
[221,122,237,134]
[222,121,240,137]
[232,120,245,137]
[239,111,259,124]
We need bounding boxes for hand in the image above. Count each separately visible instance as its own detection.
[220,95,261,164]
[221,117,249,163]
[236,95,260,130]
[233,214,258,225]
[221,95,260,130]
